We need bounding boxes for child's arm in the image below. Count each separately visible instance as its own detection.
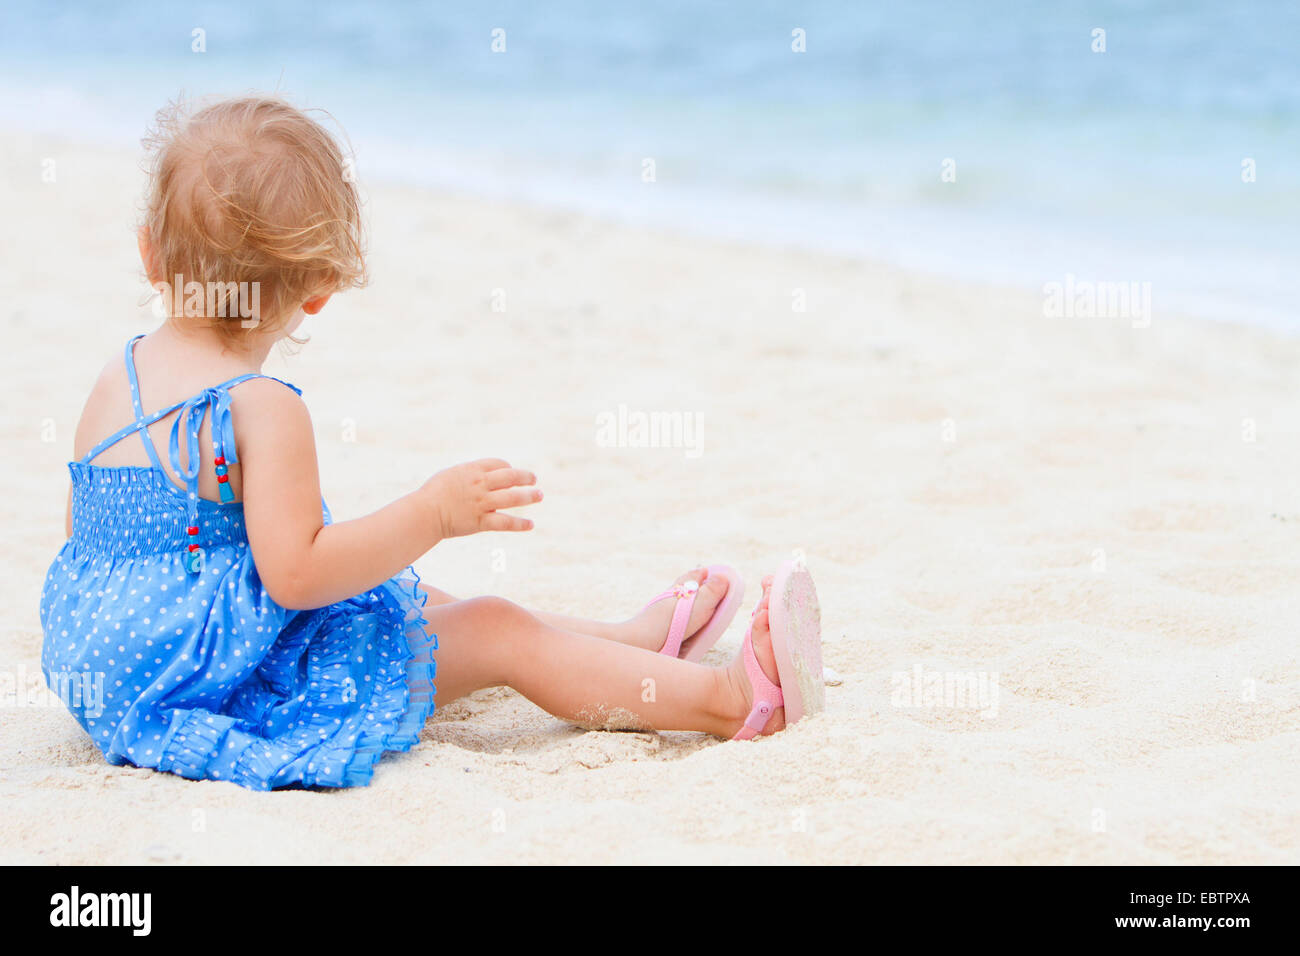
[234,380,540,610]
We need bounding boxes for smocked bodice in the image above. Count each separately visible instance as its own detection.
[68,462,250,557]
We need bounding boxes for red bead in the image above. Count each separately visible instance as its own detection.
[187,526,199,536]
[213,456,226,466]
[188,544,200,552]
[216,474,229,484]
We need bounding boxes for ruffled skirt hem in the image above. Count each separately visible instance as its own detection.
[139,567,436,790]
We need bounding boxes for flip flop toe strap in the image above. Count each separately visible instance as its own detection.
[733,626,783,741]
[646,580,699,657]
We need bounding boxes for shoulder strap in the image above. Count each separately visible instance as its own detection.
[124,334,171,472]
[124,334,147,419]
[79,336,172,467]
[80,421,146,466]
[81,334,302,475]
[168,371,303,511]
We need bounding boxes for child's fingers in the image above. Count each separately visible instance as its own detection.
[482,512,534,532]
[473,457,512,473]
[484,467,536,491]
[484,486,542,511]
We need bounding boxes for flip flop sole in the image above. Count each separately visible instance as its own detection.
[682,564,746,663]
[767,559,823,725]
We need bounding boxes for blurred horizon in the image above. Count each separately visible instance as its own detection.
[1,0,1296,330]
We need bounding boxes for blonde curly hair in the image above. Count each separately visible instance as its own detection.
[141,95,366,339]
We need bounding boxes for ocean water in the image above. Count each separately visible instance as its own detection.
[1,1,1295,329]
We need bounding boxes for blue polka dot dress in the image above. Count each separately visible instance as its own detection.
[39,336,437,790]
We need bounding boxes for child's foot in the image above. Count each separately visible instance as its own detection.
[722,577,785,737]
[626,567,731,654]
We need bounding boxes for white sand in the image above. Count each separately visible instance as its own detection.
[1,134,1297,864]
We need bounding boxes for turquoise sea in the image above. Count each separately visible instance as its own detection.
[1,1,1295,328]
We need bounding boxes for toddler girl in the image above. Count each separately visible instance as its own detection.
[40,96,823,790]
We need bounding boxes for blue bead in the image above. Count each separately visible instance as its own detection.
[218,482,235,504]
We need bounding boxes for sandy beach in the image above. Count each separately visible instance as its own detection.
[1,132,1297,865]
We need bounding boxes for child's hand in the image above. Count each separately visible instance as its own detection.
[425,459,541,539]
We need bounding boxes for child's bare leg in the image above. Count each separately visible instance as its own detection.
[418,566,731,652]
[425,588,781,737]
[421,583,625,641]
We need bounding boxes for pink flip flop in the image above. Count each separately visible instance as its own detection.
[734,559,823,740]
[645,564,745,662]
